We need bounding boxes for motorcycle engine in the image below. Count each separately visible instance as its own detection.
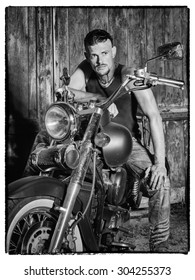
[105,167,127,206]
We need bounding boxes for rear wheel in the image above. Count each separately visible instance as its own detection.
[6,196,83,254]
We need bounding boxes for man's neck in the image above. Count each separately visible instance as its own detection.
[97,67,116,87]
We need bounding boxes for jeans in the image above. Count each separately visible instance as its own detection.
[127,137,170,249]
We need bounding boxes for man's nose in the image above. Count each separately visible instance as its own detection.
[97,55,103,65]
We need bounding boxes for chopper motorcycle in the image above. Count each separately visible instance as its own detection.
[6,42,185,254]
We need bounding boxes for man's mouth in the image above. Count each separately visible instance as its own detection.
[96,65,107,70]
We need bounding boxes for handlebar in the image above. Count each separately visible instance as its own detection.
[127,69,185,90]
[99,68,185,111]
[148,73,184,90]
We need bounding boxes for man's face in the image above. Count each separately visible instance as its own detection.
[85,39,116,77]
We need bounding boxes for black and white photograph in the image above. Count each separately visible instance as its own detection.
[1,3,193,280]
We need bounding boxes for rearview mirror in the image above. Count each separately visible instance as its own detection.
[157,42,183,60]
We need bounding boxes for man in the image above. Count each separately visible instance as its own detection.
[68,29,170,252]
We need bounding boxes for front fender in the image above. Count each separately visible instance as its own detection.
[7,176,99,252]
[7,176,66,200]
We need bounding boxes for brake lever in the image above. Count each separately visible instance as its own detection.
[126,69,184,90]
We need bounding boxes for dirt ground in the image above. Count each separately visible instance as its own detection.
[128,203,189,253]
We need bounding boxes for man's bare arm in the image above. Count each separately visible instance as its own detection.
[68,67,105,102]
[68,87,105,103]
[133,88,167,190]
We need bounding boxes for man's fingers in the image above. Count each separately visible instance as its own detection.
[151,174,165,190]
[144,166,151,178]
[150,173,158,190]
[145,165,167,190]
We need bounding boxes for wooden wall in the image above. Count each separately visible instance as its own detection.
[6,7,189,203]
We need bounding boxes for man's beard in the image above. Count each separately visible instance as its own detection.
[95,64,110,77]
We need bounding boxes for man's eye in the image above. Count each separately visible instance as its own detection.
[102,52,108,55]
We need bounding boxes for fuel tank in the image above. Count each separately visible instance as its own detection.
[102,121,133,168]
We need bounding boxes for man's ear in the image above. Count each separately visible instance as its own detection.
[112,46,117,58]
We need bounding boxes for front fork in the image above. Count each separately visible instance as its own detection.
[48,108,103,253]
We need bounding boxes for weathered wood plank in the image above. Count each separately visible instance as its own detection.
[183,119,189,178]
[145,8,165,63]
[180,7,189,107]
[163,8,185,107]
[127,8,147,69]
[6,7,29,119]
[36,7,53,124]
[87,7,108,31]
[28,7,37,119]
[68,8,88,74]
[160,110,188,121]
[53,7,69,90]
[183,119,189,203]
[164,120,186,189]
[145,8,166,105]
[108,8,128,65]
[170,187,186,204]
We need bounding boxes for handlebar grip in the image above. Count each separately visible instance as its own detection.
[150,74,185,89]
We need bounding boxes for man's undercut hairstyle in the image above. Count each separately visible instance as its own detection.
[84,29,113,51]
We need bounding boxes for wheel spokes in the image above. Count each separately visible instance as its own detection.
[8,208,57,254]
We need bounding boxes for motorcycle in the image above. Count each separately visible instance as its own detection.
[6,42,184,254]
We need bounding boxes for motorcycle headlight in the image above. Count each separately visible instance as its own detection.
[45,103,78,140]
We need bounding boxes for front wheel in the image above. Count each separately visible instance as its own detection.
[6,196,83,254]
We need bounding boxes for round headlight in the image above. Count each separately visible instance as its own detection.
[45,103,77,140]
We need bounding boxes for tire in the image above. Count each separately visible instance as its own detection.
[6,196,83,254]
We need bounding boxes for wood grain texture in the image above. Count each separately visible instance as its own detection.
[53,8,69,90]
[6,7,29,119]
[163,8,185,108]
[108,8,128,65]
[28,7,37,119]
[127,8,147,69]
[165,120,186,188]
[87,7,108,31]
[181,8,189,107]
[145,8,165,105]
[36,7,53,124]
[68,8,88,74]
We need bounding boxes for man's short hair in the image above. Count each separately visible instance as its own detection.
[84,29,113,51]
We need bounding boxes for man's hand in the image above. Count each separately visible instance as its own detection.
[145,164,167,190]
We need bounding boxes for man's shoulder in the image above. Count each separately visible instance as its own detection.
[77,59,93,80]
[78,59,92,71]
